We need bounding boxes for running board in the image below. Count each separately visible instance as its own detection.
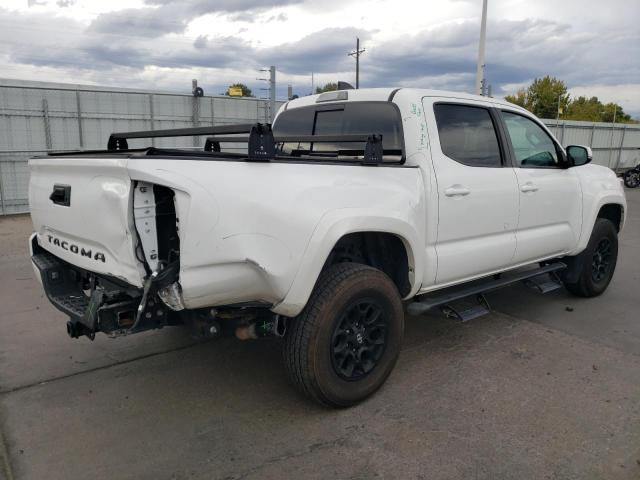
[407,263,566,317]
[440,294,491,322]
[523,272,563,293]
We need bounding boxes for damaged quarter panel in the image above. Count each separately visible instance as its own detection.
[127,158,425,313]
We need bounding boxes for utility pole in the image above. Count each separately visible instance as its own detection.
[475,0,488,95]
[348,37,366,89]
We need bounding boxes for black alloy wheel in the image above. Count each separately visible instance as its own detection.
[330,299,388,381]
[591,238,613,283]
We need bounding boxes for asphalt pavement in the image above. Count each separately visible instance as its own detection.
[0,189,638,480]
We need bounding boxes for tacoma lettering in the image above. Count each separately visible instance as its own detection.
[46,235,105,263]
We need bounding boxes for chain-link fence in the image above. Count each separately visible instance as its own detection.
[1,80,639,215]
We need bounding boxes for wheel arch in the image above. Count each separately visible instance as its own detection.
[272,213,423,317]
[597,203,624,232]
[571,193,626,256]
[320,231,413,298]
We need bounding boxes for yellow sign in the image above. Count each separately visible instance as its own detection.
[228,86,243,97]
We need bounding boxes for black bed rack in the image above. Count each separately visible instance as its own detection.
[107,123,384,164]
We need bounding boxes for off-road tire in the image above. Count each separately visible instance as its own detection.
[564,218,618,297]
[284,263,404,407]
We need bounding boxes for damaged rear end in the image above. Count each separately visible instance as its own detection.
[28,121,396,341]
[29,154,184,339]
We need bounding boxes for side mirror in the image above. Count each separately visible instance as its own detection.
[566,145,592,167]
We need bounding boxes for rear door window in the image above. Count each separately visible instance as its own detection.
[433,104,503,167]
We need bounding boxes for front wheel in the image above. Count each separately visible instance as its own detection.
[563,218,618,297]
[284,263,404,407]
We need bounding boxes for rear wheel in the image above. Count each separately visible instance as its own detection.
[564,218,618,297]
[284,263,404,407]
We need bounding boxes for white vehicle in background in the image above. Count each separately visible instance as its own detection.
[28,88,626,407]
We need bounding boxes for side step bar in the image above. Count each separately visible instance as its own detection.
[407,262,566,317]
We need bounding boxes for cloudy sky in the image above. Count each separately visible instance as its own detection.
[1,0,639,116]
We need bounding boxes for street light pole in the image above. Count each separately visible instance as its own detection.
[475,0,488,95]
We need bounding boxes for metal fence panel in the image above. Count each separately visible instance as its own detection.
[0,80,284,214]
[0,152,31,214]
[542,120,639,169]
[1,79,639,215]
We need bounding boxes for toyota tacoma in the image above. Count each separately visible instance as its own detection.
[28,88,627,406]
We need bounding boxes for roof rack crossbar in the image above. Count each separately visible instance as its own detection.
[108,123,257,151]
[108,123,384,163]
[109,123,255,145]
[108,123,275,161]
[205,133,385,163]
[204,134,381,144]
[278,134,384,164]
[274,134,378,143]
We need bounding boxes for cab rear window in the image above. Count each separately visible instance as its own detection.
[273,102,404,163]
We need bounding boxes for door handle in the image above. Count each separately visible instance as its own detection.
[520,183,539,193]
[444,185,470,197]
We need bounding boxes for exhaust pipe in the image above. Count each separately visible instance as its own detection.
[235,315,287,340]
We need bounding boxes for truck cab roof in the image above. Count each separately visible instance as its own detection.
[281,87,523,113]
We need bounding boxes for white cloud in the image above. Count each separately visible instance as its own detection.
[0,0,637,117]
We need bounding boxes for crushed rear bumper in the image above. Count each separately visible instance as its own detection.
[30,234,179,339]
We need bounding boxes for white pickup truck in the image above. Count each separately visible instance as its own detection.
[29,88,626,407]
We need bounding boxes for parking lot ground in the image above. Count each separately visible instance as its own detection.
[1,189,639,480]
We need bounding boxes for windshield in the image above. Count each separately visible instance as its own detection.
[273,101,404,163]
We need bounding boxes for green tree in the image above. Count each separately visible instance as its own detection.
[504,77,638,123]
[564,97,634,123]
[504,89,527,109]
[526,76,569,118]
[564,96,602,122]
[504,76,568,118]
[601,102,632,123]
[315,82,338,94]
[226,83,254,97]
